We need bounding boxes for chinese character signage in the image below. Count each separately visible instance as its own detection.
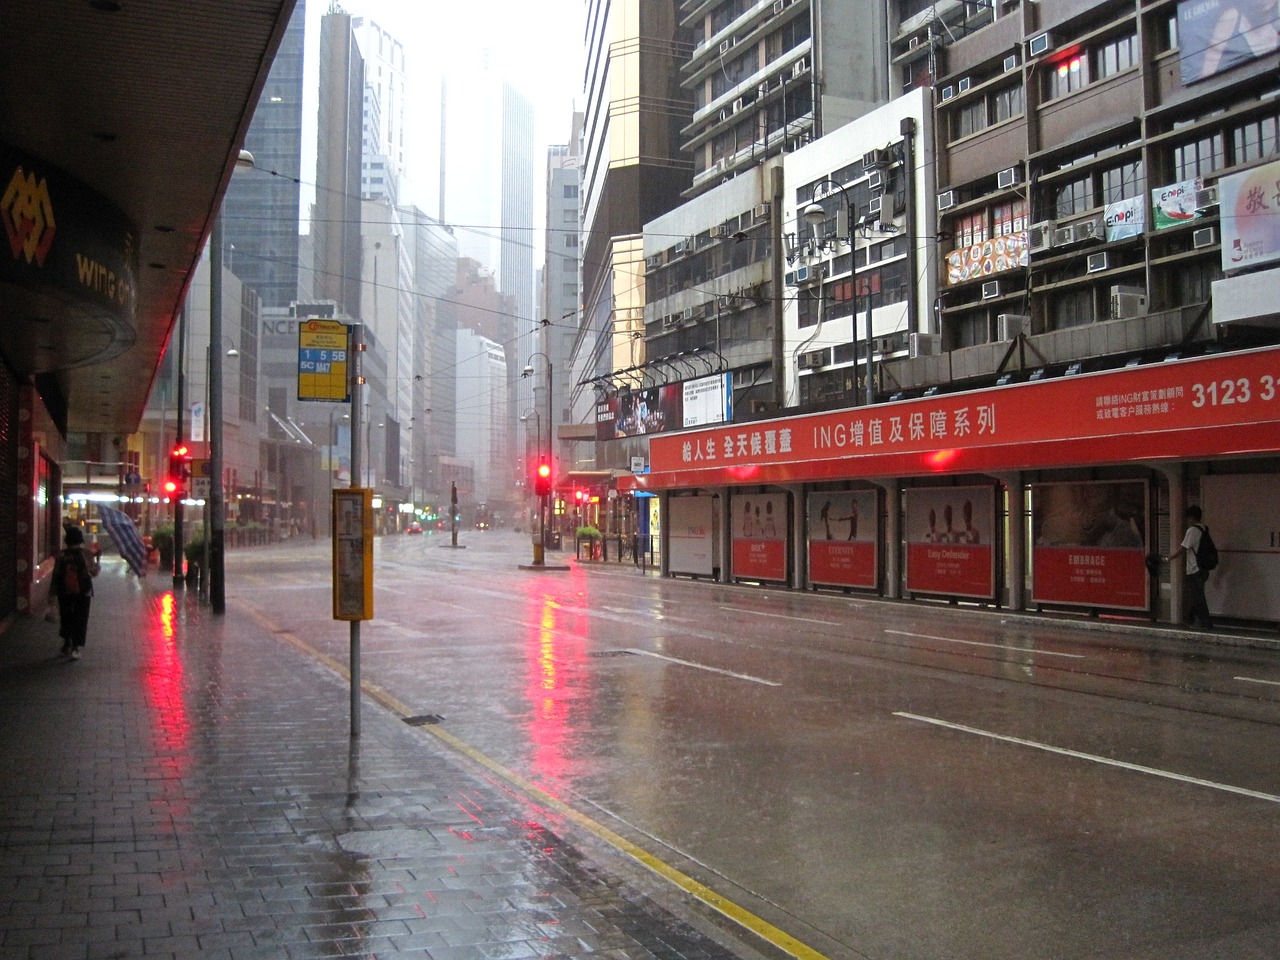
[1177,0,1279,86]
[298,319,351,403]
[1031,480,1149,611]
[1151,178,1204,230]
[1219,157,1280,272]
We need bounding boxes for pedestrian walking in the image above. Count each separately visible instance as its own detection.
[1167,504,1214,630]
[52,525,100,659]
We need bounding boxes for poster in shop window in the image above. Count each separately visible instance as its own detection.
[904,486,995,599]
[668,495,716,577]
[732,493,788,583]
[1031,480,1149,611]
[1201,474,1280,622]
[807,491,878,589]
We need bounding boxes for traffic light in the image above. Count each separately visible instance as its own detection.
[534,459,552,497]
[165,443,191,500]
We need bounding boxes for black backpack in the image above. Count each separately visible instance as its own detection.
[59,548,91,596]
[1194,525,1219,572]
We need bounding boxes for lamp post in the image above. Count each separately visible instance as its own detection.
[519,408,542,562]
[209,148,255,616]
[522,353,553,555]
[803,180,875,406]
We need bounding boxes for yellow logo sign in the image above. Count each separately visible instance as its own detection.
[2,166,56,267]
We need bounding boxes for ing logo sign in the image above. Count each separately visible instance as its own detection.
[2,166,57,267]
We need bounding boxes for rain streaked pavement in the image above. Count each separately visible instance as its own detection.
[3,530,1279,959]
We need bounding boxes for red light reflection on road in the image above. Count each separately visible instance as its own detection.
[521,576,592,789]
[142,591,191,812]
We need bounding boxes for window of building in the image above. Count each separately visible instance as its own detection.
[564,235,579,248]
[562,282,578,299]
[1101,159,1144,204]
[1174,258,1221,306]
[951,312,990,349]
[563,184,578,199]
[1051,288,1094,329]
[992,199,1028,235]
[1053,175,1092,219]
[1096,34,1137,79]
[993,84,1024,123]
[1172,133,1225,180]
[1232,113,1280,165]
[1046,54,1090,99]
[954,210,988,248]
[953,99,988,139]
[563,209,577,223]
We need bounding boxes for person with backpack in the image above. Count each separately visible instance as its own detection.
[52,525,100,659]
[1167,504,1216,630]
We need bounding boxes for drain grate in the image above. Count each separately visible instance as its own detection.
[402,714,445,726]
[588,649,636,659]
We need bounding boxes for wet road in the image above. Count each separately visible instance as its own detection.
[230,531,1280,960]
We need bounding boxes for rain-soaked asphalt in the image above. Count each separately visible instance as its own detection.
[232,530,1280,960]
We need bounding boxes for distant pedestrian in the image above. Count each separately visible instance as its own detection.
[1167,505,1214,630]
[52,525,100,659]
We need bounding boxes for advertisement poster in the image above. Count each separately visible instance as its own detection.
[1031,480,1148,610]
[1104,195,1145,241]
[732,493,788,583]
[596,384,683,440]
[668,495,715,577]
[1219,157,1280,272]
[807,491,878,589]
[904,486,995,599]
[1151,178,1204,230]
[683,373,732,428]
[1178,0,1279,86]
[945,231,1029,286]
[1202,474,1280,621]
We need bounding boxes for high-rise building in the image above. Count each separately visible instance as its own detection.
[220,0,306,309]
[454,330,510,513]
[314,9,365,320]
[354,16,407,204]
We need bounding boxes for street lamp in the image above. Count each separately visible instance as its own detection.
[209,147,255,615]
[803,179,875,406]
[522,352,553,561]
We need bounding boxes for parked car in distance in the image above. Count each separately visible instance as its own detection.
[406,521,423,534]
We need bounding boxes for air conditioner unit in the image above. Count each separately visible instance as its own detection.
[758,81,771,98]
[997,166,1021,189]
[718,108,729,121]
[663,315,679,328]
[867,169,884,191]
[754,202,770,220]
[1028,221,1055,253]
[940,84,956,101]
[867,196,883,218]
[644,254,663,270]
[710,224,729,238]
[681,306,695,321]
[1195,185,1219,209]
[1075,218,1103,241]
[909,36,921,50]
[674,239,688,255]
[720,40,731,55]
[1003,53,1019,72]
[1110,285,1147,319]
[1053,224,1077,247]
[982,280,1001,300]
[1086,252,1109,273]
[957,77,971,93]
[773,0,785,13]
[863,148,888,169]
[798,349,828,370]
[997,313,1029,341]
[1028,32,1055,57]
[732,97,744,113]
[937,189,957,211]
[1193,226,1217,249]
[909,332,942,358]
[875,337,898,355]
[793,58,808,78]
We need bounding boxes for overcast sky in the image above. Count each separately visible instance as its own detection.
[301,0,585,231]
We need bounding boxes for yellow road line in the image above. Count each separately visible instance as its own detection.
[232,599,830,960]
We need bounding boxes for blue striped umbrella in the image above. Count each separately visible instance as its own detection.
[97,504,148,577]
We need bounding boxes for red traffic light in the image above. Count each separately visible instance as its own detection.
[167,443,192,499]
[534,460,552,497]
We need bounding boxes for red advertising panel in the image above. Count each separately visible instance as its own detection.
[807,491,878,589]
[904,486,996,599]
[1031,480,1149,611]
[640,346,1280,489]
[732,493,788,582]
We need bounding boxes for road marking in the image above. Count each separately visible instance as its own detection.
[233,598,826,960]
[624,649,781,686]
[894,712,1280,805]
[1234,676,1280,687]
[886,630,1086,659]
[718,606,843,626]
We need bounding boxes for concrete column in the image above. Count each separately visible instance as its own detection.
[717,489,732,584]
[871,480,901,598]
[658,491,671,577]
[788,485,807,589]
[993,473,1025,610]
[1157,464,1185,625]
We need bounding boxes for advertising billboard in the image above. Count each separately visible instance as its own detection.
[1219,157,1280,272]
[1178,1,1279,86]
[732,492,788,583]
[807,490,878,589]
[668,495,716,577]
[1031,480,1149,611]
[904,486,996,599]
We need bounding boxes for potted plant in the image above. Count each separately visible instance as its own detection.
[576,525,602,560]
[184,536,205,588]
[152,525,175,570]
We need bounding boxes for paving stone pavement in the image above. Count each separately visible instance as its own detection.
[0,561,761,960]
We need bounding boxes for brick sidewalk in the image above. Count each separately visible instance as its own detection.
[0,560,757,960]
